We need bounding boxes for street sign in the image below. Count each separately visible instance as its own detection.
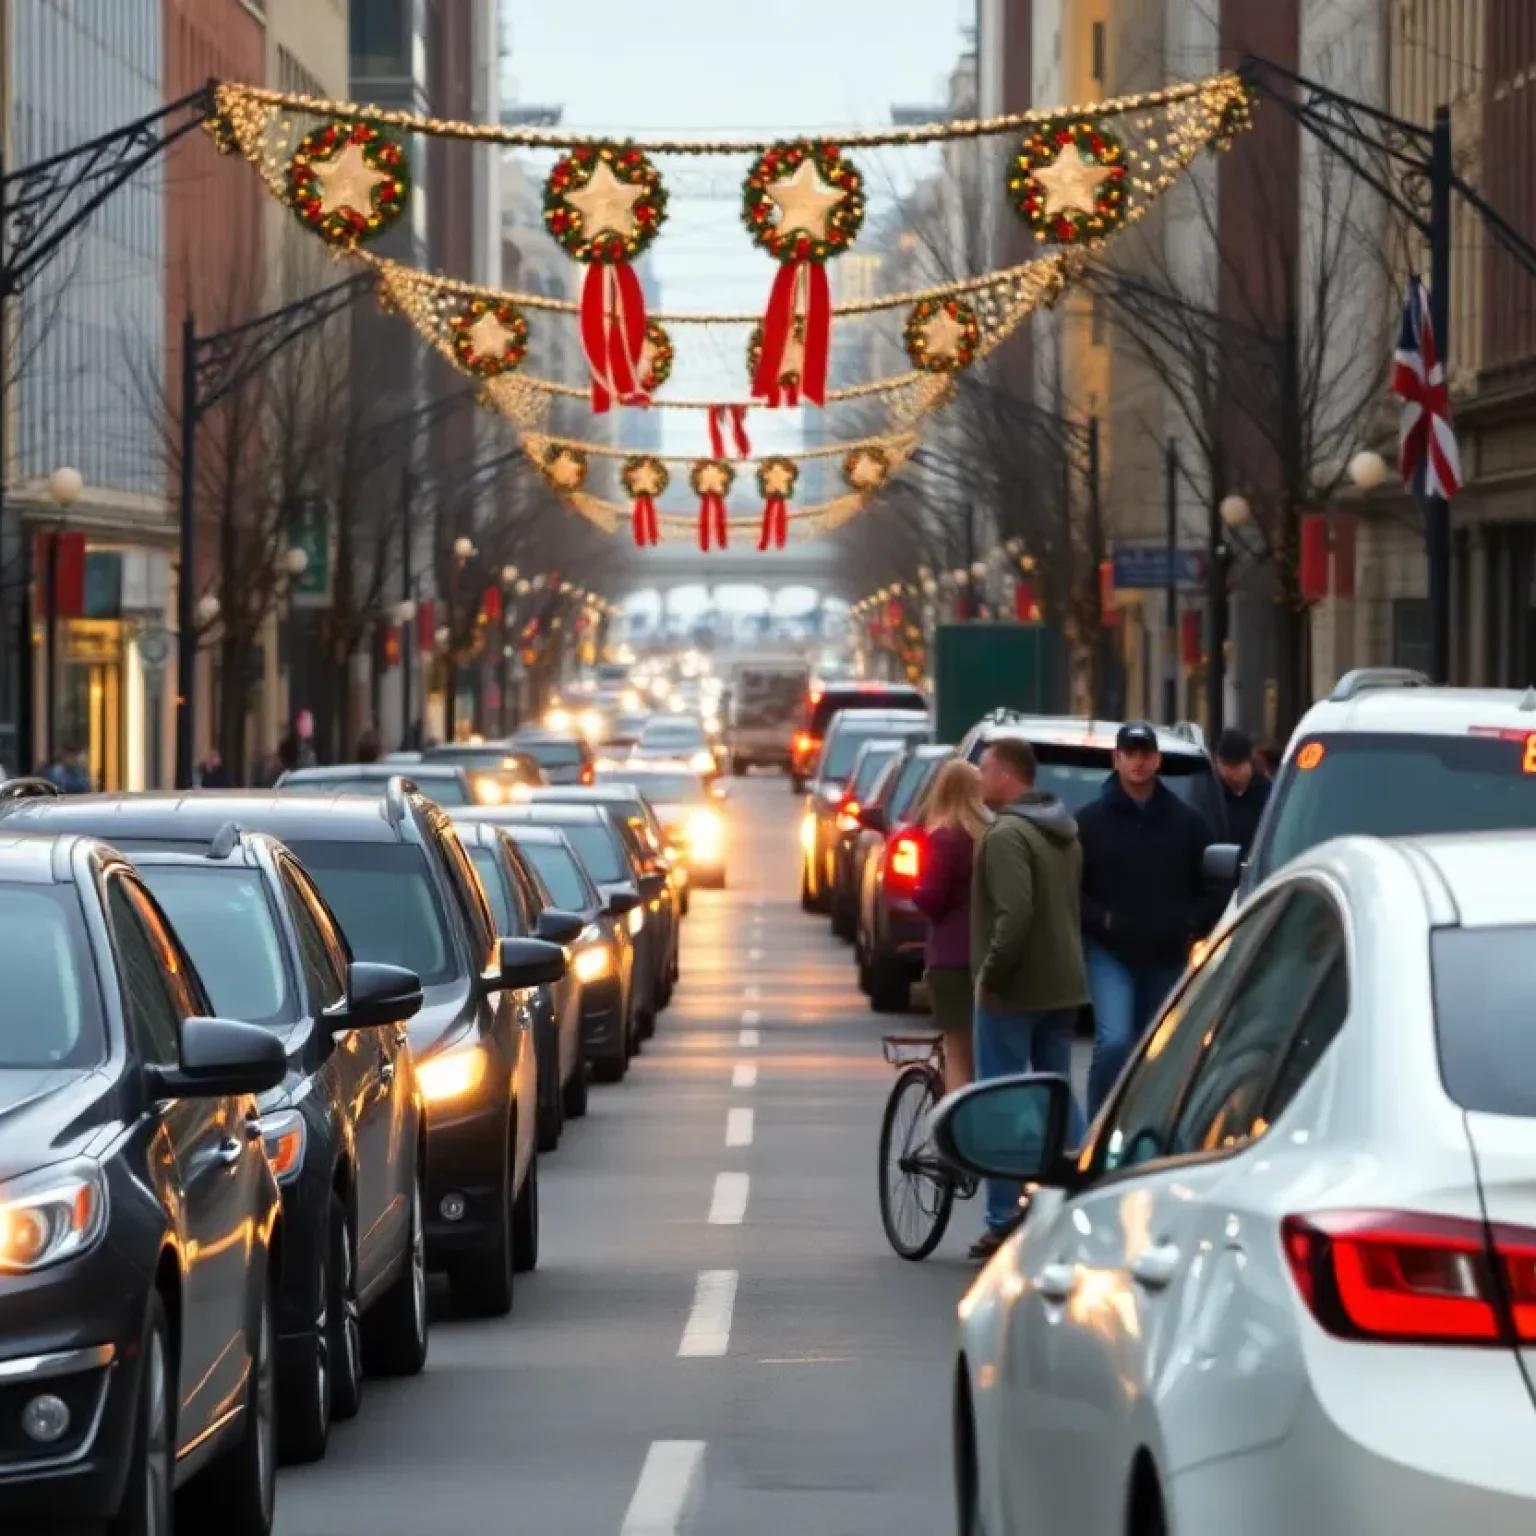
[138,624,170,671]
[287,498,332,608]
[1110,543,1207,592]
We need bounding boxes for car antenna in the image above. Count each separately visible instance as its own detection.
[209,822,241,860]
[1519,685,1536,712]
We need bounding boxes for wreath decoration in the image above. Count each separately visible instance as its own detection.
[622,455,670,499]
[543,141,668,264]
[843,444,891,493]
[287,119,410,247]
[741,140,866,264]
[639,320,674,392]
[756,457,799,500]
[449,298,529,379]
[903,296,981,374]
[1007,120,1128,245]
[542,444,588,494]
[690,459,737,498]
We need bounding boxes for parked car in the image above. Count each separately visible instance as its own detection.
[596,760,726,891]
[0,782,566,1321]
[0,831,286,1536]
[420,744,547,803]
[790,680,927,792]
[275,761,479,807]
[827,737,908,941]
[509,727,595,786]
[450,816,587,1147]
[503,823,638,1084]
[937,828,1536,1536]
[801,708,929,913]
[853,742,954,1011]
[125,829,428,1464]
[633,714,717,779]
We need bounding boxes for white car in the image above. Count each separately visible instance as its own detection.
[937,829,1536,1536]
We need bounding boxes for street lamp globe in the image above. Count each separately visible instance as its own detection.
[282,547,309,577]
[1349,450,1390,491]
[970,560,987,580]
[952,568,969,585]
[394,599,416,623]
[48,466,84,508]
[1219,493,1252,529]
[453,536,473,560]
[434,625,450,648]
[195,593,221,625]
[501,564,518,586]
[515,578,530,596]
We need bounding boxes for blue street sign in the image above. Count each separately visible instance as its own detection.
[1110,543,1206,592]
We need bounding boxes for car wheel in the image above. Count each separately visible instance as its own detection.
[563,1054,590,1118]
[512,1151,539,1273]
[800,868,816,912]
[857,946,874,997]
[362,1176,429,1375]
[637,1003,657,1041]
[107,1292,172,1536]
[791,773,805,794]
[448,1127,515,1318]
[592,1042,627,1083]
[869,960,911,1014]
[327,1196,363,1420]
[831,895,856,942]
[176,1279,276,1536]
[277,1198,341,1464]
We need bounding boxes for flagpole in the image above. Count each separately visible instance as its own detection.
[1425,105,1454,685]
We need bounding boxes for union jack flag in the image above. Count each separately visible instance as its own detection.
[1391,275,1462,500]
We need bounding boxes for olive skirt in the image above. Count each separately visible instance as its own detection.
[925,965,974,1037]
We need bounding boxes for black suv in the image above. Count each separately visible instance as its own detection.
[0,831,286,1536]
[128,828,429,1464]
[0,782,567,1320]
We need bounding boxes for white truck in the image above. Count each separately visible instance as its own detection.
[726,656,811,775]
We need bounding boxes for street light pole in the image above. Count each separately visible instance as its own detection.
[174,312,197,789]
[399,468,415,749]
[1426,104,1454,684]
[1163,437,1179,724]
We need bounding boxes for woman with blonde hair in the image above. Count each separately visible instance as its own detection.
[912,757,990,1094]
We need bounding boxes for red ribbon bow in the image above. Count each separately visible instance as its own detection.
[758,497,788,551]
[708,404,752,460]
[580,264,649,414]
[698,494,729,552]
[631,496,660,547]
[753,264,830,407]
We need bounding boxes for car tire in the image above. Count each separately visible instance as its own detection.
[637,1003,657,1041]
[176,1278,276,1536]
[791,773,805,794]
[512,1152,539,1274]
[107,1291,173,1536]
[831,895,856,942]
[327,1196,364,1420]
[592,1040,627,1083]
[536,1021,563,1153]
[680,888,691,916]
[869,960,911,1014]
[563,1055,590,1118]
[362,1175,428,1376]
[856,946,874,997]
[448,1130,515,1318]
[277,1196,347,1465]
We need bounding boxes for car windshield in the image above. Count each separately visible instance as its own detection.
[136,866,292,1028]
[515,737,585,768]
[1254,731,1536,883]
[849,745,900,800]
[563,823,629,884]
[0,886,104,1069]
[285,842,455,985]
[1431,925,1536,1118]
[808,690,924,735]
[890,754,941,822]
[429,749,537,778]
[598,770,703,803]
[514,840,590,911]
[466,846,519,935]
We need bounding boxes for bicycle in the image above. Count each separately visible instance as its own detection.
[878,1033,978,1260]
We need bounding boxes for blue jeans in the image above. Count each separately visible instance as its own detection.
[1085,942,1186,1118]
[972,1003,1083,1234]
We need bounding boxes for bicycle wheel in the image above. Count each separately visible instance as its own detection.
[878,1064,955,1261]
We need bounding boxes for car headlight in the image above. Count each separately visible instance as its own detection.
[800,812,816,853]
[573,944,613,983]
[258,1109,306,1184]
[0,1163,109,1274]
[545,707,571,731]
[418,1043,487,1103]
[472,777,506,805]
[579,710,603,741]
[687,809,724,859]
[689,750,714,773]
[627,903,646,936]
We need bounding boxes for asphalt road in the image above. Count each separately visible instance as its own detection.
[272,774,976,1536]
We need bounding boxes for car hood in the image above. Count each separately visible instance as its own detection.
[408,982,478,1059]
[0,1067,117,1181]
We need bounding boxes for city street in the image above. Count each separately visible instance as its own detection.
[273,776,968,1536]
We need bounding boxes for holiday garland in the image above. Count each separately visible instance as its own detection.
[741,140,865,265]
[756,457,798,500]
[542,443,588,494]
[449,297,528,378]
[1008,120,1128,245]
[286,120,409,246]
[543,142,668,263]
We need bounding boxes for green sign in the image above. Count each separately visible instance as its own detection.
[288,498,331,607]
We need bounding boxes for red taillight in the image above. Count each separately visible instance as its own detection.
[794,732,815,757]
[888,830,922,884]
[1282,1209,1536,1345]
[836,796,861,834]
[579,763,594,785]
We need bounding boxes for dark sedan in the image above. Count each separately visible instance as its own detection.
[420,745,546,805]
[0,832,286,1536]
[509,728,595,786]
[827,737,907,941]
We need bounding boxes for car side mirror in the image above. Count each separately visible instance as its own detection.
[930,1074,1077,1186]
[1202,843,1242,889]
[489,936,568,992]
[536,908,585,945]
[637,871,666,901]
[605,889,640,917]
[147,1016,287,1101]
[339,962,423,1031]
[858,804,886,833]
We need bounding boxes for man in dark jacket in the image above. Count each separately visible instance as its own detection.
[1215,728,1271,857]
[970,736,1089,1259]
[1078,721,1221,1116]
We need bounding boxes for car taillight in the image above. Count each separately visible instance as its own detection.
[1281,1209,1536,1345]
[836,796,861,834]
[579,763,594,785]
[888,830,922,884]
[794,732,815,757]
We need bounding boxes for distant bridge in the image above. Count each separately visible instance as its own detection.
[613,540,850,595]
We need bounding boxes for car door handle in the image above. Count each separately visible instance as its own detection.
[1035,1262,1076,1302]
[217,1137,244,1167]
[1130,1243,1182,1290]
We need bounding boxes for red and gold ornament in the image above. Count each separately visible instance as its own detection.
[742,140,865,409]
[287,120,410,247]
[449,297,528,378]
[903,296,980,373]
[638,320,673,393]
[544,142,669,413]
[691,459,735,552]
[622,456,668,547]
[756,457,797,551]
[1007,120,1128,245]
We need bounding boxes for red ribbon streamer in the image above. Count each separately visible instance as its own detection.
[752,263,831,407]
[631,496,660,547]
[707,404,752,460]
[757,497,788,551]
[580,264,648,414]
[697,494,729,552]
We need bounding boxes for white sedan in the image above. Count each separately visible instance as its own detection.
[935,830,1536,1536]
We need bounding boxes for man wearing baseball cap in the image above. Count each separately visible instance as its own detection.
[1076,720,1222,1116]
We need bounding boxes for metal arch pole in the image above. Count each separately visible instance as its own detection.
[175,312,197,789]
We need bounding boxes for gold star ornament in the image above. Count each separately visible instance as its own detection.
[1032,145,1112,217]
[545,448,588,492]
[464,310,517,363]
[844,448,890,492]
[765,160,847,244]
[694,461,732,497]
[921,308,968,364]
[313,139,389,218]
[564,160,646,243]
[626,458,666,498]
[759,459,797,498]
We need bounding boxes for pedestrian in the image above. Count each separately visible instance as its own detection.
[42,745,92,794]
[197,749,232,789]
[1078,721,1222,1118]
[969,736,1089,1261]
[1214,728,1271,858]
[912,759,989,1097]
[1255,741,1282,781]
[355,727,381,764]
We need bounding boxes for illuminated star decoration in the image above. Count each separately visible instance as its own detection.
[563,160,646,242]
[694,461,732,496]
[919,307,969,365]
[313,139,389,218]
[765,159,846,243]
[845,450,889,491]
[546,449,587,491]
[463,310,518,365]
[1031,144,1112,217]
[627,458,666,497]
[760,459,797,497]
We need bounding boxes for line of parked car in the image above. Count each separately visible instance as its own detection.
[0,727,715,1536]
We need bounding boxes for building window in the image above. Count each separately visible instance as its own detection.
[1391,598,1432,674]
[351,0,408,74]
[1091,21,1106,84]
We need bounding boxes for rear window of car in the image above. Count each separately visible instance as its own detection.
[278,772,470,806]
[965,737,1214,821]
[514,737,587,768]
[597,770,703,803]
[890,753,943,823]
[641,719,707,749]
[1253,731,1536,884]
[514,839,590,912]
[820,722,921,782]
[807,688,925,737]
[1430,926,1536,1117]
[466,846,523,936]
[850,744,900,800]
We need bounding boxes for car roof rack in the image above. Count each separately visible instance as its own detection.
[382,775,417,829]
[0,776,62,804]
[1327,667,1431,703]
[208,821,242,860]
